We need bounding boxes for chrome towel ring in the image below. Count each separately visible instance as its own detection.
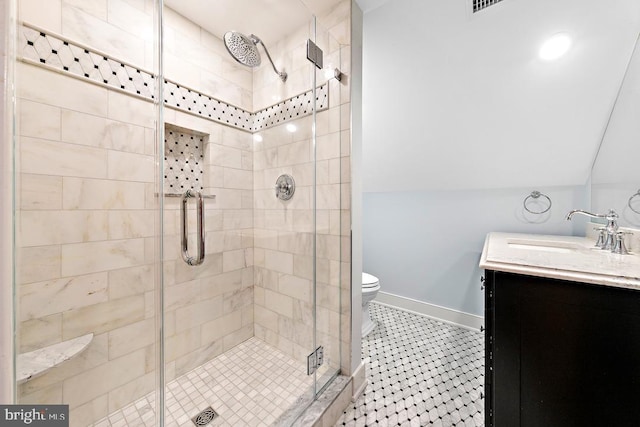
[628,190,640,214]
[524,191,552,214]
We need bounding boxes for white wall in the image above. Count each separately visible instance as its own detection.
[363,0,640,193]
[361,0,640,316]
[364,186,587,316]
[592,33,640,227]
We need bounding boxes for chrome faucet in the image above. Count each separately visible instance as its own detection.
[565,209,628,253]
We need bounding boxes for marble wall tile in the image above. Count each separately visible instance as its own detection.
[107,151,154,182]
[17,382,63,404]
[222,249,246,272]
[20,245,61,284]
[107,0,153,41]
[174,339,223,377]
[164,327,200,362]
[68,395,108,427]
[20,272,108,321]
[108,264,154,300]
[164,279,200,311]
[200,269,245,300]
[174,296,223,333]
[199,310,241,348]
[222,286,252,315]
[20,174,63,210]
[108,318,155,359]
[173,252,222,283]
[19,0,62,32]
[317,234,341,262]
[277,140,311,167]
[264,249,294,275]
[107,210,155,239]
[63,0,107,21]
[21,137,108,179]
[19,100,61,140]
[162,6,200,42]
[221,210,252,232]
[18,63,108,117]
[221,324,252,352]
[62,347,146,408]
[61,111,146,154]
[317,184,341,210]
[265,289,293,318]
[19,210,108,247]
[163,51,200,91]
[207,143,242,169]
[18,314,62,353]
[107,90,155,128]
[62,177,145,210]
[61,295,145,339]
[278,231,314,256]
[61,238,146,277]
[107,371,156,413]
[278,274,312,303]
[223,167,253,190]
[62,4,146,66]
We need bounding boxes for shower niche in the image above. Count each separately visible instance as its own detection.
[164,124,207,194]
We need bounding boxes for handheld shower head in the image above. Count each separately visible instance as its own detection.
[223,31,287,82]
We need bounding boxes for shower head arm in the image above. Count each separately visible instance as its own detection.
[250,34,287,82]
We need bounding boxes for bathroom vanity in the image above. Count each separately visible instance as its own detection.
[480,232,640,427]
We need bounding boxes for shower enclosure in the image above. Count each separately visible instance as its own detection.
[7,0,352,425]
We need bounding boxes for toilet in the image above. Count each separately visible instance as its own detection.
[362,272,381,337]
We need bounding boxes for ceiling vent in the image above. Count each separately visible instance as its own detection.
[473,0,505,13]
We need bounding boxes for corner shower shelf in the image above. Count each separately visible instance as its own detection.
[16,333,93,384]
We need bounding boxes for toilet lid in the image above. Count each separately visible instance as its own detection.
[362,272,379,288]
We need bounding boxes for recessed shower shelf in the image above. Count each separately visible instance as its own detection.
[16,333,93,384]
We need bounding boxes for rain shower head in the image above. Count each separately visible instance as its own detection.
[223,31,287,82]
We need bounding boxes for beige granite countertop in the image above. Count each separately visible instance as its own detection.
[479,232,640,290]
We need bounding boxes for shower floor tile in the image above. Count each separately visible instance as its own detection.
[89,338,315,427]
[336,302,484,427]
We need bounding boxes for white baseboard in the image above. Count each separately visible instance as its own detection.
[375,291,484,331]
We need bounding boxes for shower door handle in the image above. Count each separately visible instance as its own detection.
[180,190,205,266]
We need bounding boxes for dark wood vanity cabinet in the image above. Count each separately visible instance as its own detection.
[484,270,640,427]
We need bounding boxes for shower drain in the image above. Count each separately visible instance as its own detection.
[191,406,219,426]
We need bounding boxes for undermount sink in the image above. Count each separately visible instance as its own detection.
[506,238,581,253]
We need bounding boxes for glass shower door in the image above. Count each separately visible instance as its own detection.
[312,19,344,396]
[160,1,327,425]
[13,0,163,425]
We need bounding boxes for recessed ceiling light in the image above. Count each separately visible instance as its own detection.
[286,124,297,133]
[539,33,572,61]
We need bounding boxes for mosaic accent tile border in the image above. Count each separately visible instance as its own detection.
[18,24,328,133]
[20,25,156,99]
[254,84,328,131]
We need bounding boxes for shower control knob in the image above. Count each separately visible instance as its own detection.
[275,174,295,201]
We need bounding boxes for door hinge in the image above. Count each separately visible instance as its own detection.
[307,346,324,375]
[306,39,323,69]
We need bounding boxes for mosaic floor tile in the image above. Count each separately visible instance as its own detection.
[89,338,314,427]
[335,303,484,427]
